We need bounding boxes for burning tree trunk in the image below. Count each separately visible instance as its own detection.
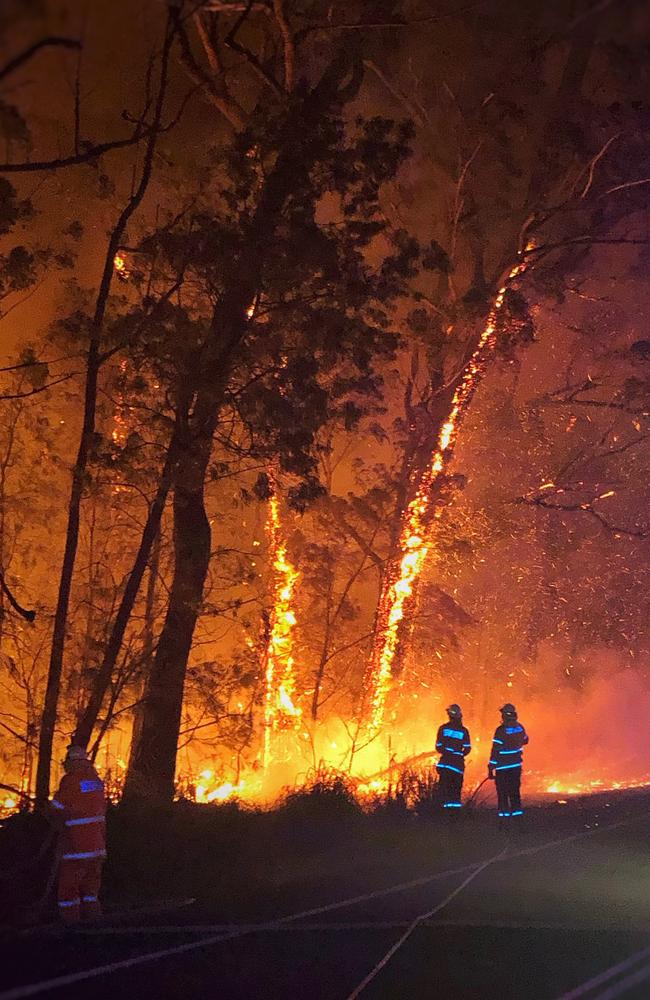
[363,264,526,731]
[361,15,601,733]
[262,488,300,767]
[34,20,174,805]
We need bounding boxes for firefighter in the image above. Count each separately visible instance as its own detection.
[50,745,106,924]
[435,704,471,809]
[488,703,529,820]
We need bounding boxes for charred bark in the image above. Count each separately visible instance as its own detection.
[123,425,214,803]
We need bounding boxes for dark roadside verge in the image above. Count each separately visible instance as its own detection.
[2,782,649,931]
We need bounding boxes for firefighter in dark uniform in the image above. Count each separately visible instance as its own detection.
[435,704,471,809]
[488,703,529,820]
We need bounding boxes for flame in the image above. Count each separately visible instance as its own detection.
[543,776,650,797]
[263,488,301,767]
[113,253,130,280]
[365,261,526,732]
[111,358,129,447]
[278,684,301,716]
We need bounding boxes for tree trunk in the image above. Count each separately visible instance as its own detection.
[362,22,600,729]
[34,20,174,804]
[35,284,108,806]
[123,427,214,803]
[73,422,182,748]
[122,50,366,803]
[126,527,161,771]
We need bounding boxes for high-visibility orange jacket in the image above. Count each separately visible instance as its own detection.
[51,762,106,861]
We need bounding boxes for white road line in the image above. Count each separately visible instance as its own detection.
[273,814,639,926]
[592,960,650,999]
[344,848,508,1000]
[556,944,650,999]
[0,811,645,1000]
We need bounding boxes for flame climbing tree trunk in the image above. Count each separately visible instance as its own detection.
[363,14,601,731]
[34,16,175,805]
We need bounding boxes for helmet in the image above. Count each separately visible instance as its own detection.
[65,745,88,763]
[446,703,462,719]
[500,703,517,718]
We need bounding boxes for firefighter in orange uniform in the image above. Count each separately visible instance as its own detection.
[50,745,106,924]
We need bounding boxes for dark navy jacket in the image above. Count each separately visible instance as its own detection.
[436,723,471,774]
[489,721,529,772]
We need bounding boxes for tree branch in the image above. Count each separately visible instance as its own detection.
[0,570,35,622]
[304,3,488,32]
[603,177,650,196]
[0,36,81,83]
[272,0,295,92]
[0,129,154,174]
[517,495,647,538]
[224,0,283,98]
[0,373,78,400]
[175,9,245,129]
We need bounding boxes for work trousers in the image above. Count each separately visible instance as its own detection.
[58,856,104,924]
[437,767,463,809]
[495,768,523,818]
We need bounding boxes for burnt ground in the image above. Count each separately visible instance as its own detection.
[1,790,650,999]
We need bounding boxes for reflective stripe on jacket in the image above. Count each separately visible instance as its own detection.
[51,762,106,860]
[436,723,471,774]
[489,722,529,771]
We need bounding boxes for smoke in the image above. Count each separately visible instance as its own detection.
[523,648,650,788]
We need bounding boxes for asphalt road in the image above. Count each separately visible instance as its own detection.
[2,806,650,1000]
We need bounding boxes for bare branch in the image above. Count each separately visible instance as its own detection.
[603,177,650,197]
[0,373,78,400]
[193,10,221,73]
[0,36,80,83]
[363,59,426,127]
[517,494,647,538]
[525,236,650,258]
[305,3,488,32]
[272,0,295,92]
[0,570,35,622]
[579,133,620,199]
[0,128,153,174]
[175,9,245,129]
[224,0,283,98]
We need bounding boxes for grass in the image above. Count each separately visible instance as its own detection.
[2,778,649,930]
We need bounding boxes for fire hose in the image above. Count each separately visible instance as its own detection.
[0,809,646,1000]
[0,825,57,882]
[344,845,508,1000]
[0,813,63,927]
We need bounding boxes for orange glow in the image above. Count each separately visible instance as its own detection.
[113,252,130,280]
[195,778,246,803]
[111,358,129,447]
[365,261,526,732]
[263,488,301,767]
[542,776,650,797]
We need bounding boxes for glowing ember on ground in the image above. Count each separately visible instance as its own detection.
[542,776,650,797]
